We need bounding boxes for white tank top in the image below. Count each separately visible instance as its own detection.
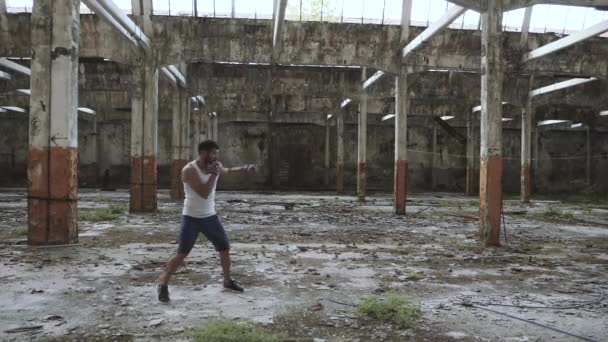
[182,161,217,218]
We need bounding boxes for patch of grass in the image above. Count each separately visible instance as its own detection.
[16,227,28,237]
[186,320,284,342]
[405,271,425,281]
[357,292,421,329]
[79,203,127,222]
[542,206,575,221]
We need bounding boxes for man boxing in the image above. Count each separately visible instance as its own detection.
[157,140,255,302]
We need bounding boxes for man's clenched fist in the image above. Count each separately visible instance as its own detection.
[209,161,223,175]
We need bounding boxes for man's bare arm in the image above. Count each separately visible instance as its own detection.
[182,165,217,199]
[221,164,256,175]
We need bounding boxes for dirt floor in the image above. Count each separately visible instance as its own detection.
[1,189,607,341]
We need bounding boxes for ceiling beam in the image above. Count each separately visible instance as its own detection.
[167,65,186,87]
[402,5,467,59]
[400,0,413,45]
[95,0,151,50]
[0,70,10,80]
[520,6,533,47]
[272,0,288,59]
[524,20,608,62]
[529,77,597,97]
[160,67,177,87]
[448,0,608,11]
[0,58,31,76]
[362,71,386,90]
[81,0,140,48]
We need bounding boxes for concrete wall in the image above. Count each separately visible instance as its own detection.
[0,109,605,194]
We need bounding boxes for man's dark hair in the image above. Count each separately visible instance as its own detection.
[198,140,219,153]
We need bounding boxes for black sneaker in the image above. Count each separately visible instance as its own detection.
[157,285,170,302]
[223,279,244,293]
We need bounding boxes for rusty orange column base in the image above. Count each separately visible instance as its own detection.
[170,159,188,200]
[394,160,407,215]
[27,147,78,245]
[357,162,367,201]
[466,163,477,196]
[521,164,531,203]
[479,155,503,247]
[336,163,344,195]
[130,156,158,213]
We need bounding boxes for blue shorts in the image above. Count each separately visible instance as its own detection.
[177,215,230,255]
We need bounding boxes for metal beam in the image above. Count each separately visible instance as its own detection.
[472,101,508,113]
[78,107,97,115]
[96,0,151,50]
[529,77,597,97]
[16,88,30,95]
[196,95,205,105]
[0,58,31,76]
[524,20,608,62]
[0,106,26,113]
[82,0,140,48]
[402,5,467,59]
[0,70,10,80]
[520,6,533,47]
[341,98,351,108]
[167,65,187,87]
[362,71,385,90]
[160,67,178,87]
[400,0,413,44]
[272,0,288,56]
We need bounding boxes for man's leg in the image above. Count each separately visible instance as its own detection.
[159,253,187,286]
[219,249,231,283]
[200,215,243,292]
[157,216,198,302]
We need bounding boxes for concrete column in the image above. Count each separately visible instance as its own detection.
[357,68,368,201]
[27,0,80,245]
[0,0,7,46]
[479,0,504,247]
[170,87,190,200]
[431,122,437,190]
[466,110,476,196]
[336,103,345,195]
[206,112,213,141]
[521,76,534,203]
[586,127,591,185]
[212,113,219,142]
[190,100,200,160]
[130,63,158,212]
[324,117,331,187]
[394,67,408,215]
[269,76,281,189]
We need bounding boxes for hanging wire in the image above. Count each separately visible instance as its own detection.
[461,10,466,29]
[544,5,552,33]
[427,0,432,26]
[381,0,385,25]
[503,10,508,31]
[361,0,364,24]
[300,0,302,21]
[168,0,171,15]
[562,7,569,34]
[581,7,589,30]
[321,0,324,21]
[340,0,344,22]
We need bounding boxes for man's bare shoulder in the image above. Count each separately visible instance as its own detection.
[182,163,195,177]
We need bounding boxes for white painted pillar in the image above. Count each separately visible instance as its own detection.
[170,86,190,200]
[394,66,408,215]
[357,67,368,201]
[130,63,158,212]
[521,76,534,203]
[479,0,504,247]
[27,0,80,245]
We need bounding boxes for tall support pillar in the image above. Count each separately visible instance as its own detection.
[212,113,219,142]
[394,67,408,215]
[27,0,80,245]
[324,117,331,186]
[466,110,476,196]
[336,104,345,195]
[479,0,504,247]
[431,122,437,190]
[268,68,281,188]
[190,99,201,160]
[521,76,534,203]
[130,63,158,212]
[357,68,368,201]
[170,86,190,200]
[586,126,591,185]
